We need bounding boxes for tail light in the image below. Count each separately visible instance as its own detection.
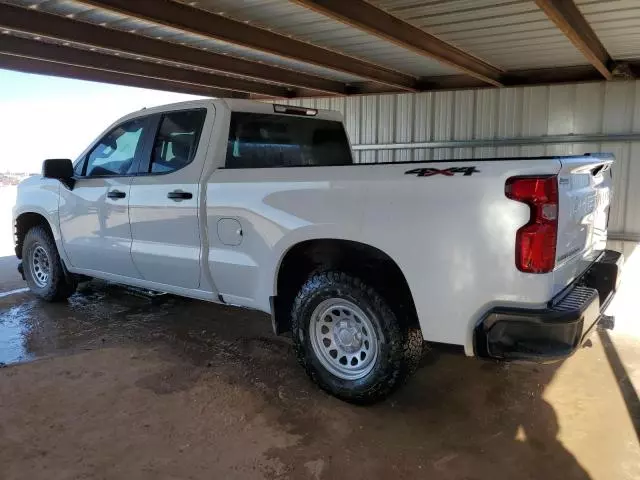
[505,176,558,273]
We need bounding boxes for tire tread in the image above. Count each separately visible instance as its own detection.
[23,225,76,302]
[291,271,413,404]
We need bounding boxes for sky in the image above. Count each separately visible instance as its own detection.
[0,69,204,173]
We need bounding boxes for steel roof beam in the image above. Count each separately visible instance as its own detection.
[75,0,418,91]
[535,0,613,80]
[252,64,609,99]
[0,36,290,97]
[0,3,346,96]
[0,53,247,98]
[292,0,503,87]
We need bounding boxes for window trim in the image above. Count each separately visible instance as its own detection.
[136,108,208,177]
[75,115,154,179]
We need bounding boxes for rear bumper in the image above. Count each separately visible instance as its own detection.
[475,249,624,361]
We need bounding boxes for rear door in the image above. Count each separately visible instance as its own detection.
[128,107,209,289]
[553,154,614,293]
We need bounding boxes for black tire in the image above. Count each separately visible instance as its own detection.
[291,271,415,404]
[403,327,425,376]
[22,225,77,302]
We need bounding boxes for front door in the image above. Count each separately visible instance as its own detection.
[59,116,151,278]
[128,108,209,289]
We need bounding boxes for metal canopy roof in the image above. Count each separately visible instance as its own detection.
[0,0,638,99]
[371,0,589,70]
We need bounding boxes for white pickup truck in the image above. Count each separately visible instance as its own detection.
[13,99,623,403]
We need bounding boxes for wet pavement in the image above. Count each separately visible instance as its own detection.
[1,243,640,479]
[0,275,286,367]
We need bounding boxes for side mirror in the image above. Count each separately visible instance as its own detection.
[42,159,74,189]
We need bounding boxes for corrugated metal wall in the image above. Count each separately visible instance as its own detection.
[283,80,640,239]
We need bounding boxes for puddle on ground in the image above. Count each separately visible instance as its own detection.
[0,303,36,364]
[0,281,278,367]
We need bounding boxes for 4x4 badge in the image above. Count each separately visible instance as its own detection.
[405,166,480,177]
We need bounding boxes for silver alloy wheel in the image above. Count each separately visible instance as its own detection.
[310,298,379,381]
[30,244,51,288]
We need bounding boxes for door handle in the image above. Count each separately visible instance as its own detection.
[107,189,126,199]
[167,190,193,201]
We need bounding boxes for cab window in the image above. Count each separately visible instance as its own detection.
[149,109,206,174]
[225,112,352,168]
[83,118,148,177]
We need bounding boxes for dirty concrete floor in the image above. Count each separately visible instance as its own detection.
[1,241,639,479]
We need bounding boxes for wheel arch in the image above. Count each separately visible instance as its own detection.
[271,238,419,335]
[14,211,55,259]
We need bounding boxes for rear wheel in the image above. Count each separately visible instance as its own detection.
[22,225,76,301]
[291,271,414,404]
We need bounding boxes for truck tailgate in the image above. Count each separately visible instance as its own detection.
[553,154,614,296]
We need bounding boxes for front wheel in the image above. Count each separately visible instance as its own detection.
[22,225,77,301]
[291,271,411,404]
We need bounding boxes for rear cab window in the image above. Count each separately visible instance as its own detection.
[225,112,352,168]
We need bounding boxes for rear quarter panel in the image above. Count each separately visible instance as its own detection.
[206,159,563,354]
